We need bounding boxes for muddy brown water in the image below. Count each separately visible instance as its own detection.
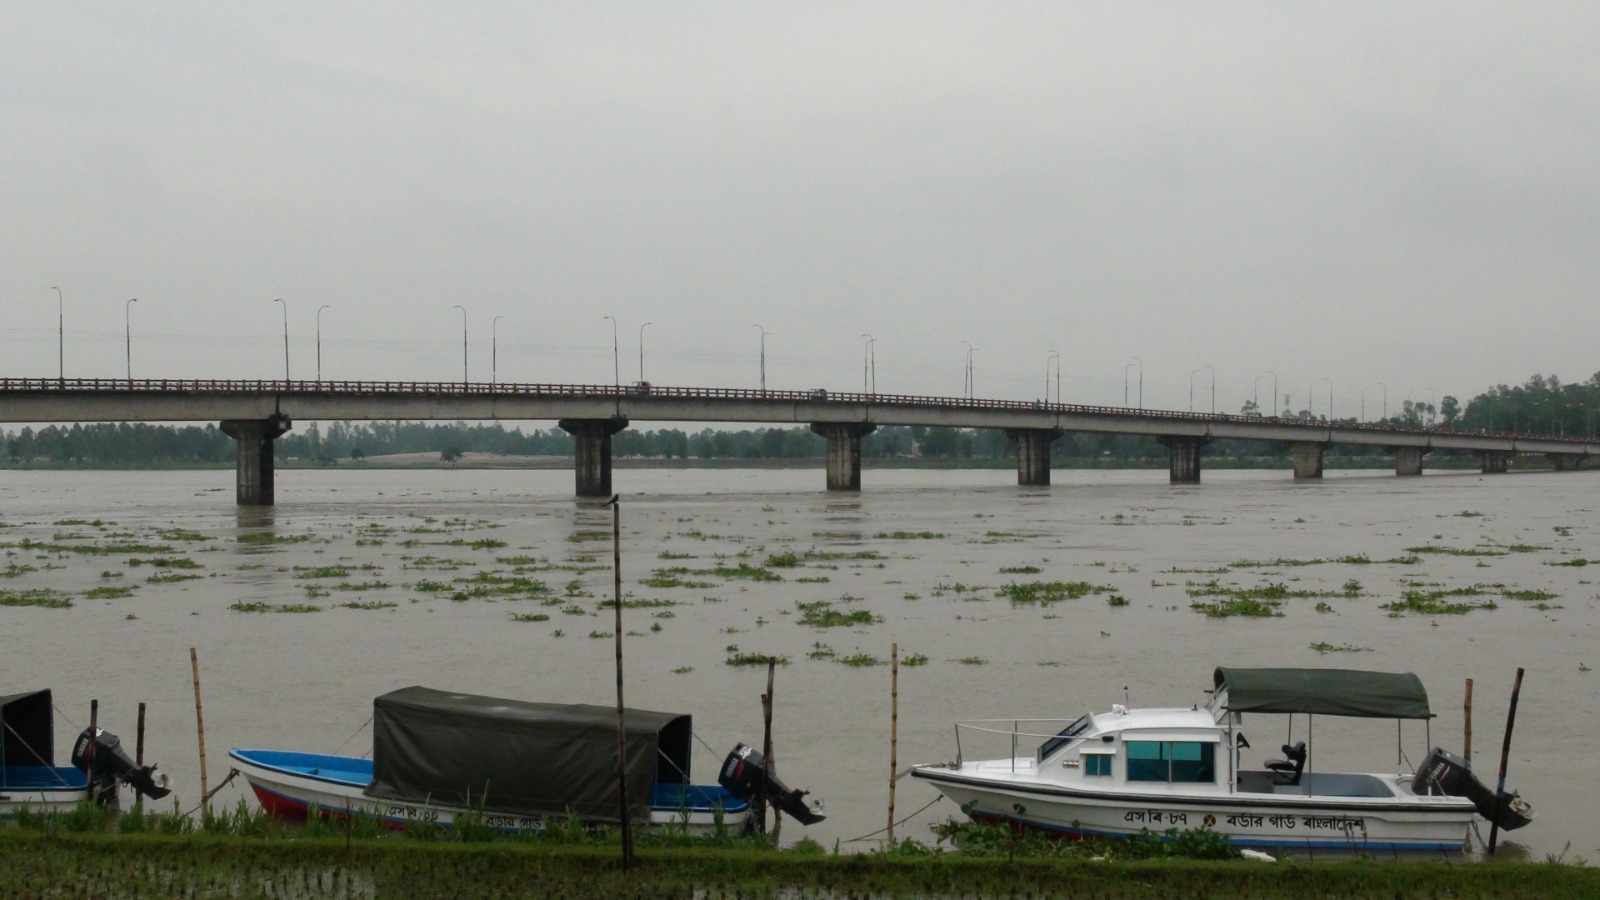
[2,467,1595,859]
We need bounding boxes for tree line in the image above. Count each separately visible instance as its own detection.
[5,372,1595,466]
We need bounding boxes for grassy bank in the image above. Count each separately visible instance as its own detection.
[2,829,1594,899]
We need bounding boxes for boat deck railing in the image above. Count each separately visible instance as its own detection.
[952,719,1084,771]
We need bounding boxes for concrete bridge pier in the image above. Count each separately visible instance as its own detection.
[1479,450,1510,474]
[1007,428,1061,486]
[1160,436,1206,484]
[1289,443,1326,480]
[1394,446,1428,477]
[559,417,629,497]
[1547,453,1573,471]
[810,423,876,491]
[220,414,292,506]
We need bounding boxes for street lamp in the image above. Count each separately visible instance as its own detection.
[124,298,138,384]
[1045,350,1059,404]
[50,286,63,383]
[492,315,505,387]
[1319,376,1333,422]
[600,315,621,388]
[637,321,652,384]
[753,324,771,392]
[315,305,331,382]
[962,342,978,400]
[860,333,876,394]
[452,305,468,387]
[272,298,290,382]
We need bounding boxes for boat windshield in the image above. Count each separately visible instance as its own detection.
[1037,715,1090,760]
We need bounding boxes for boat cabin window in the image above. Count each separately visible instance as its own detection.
[1125,741,1215,784]
[1082,753,1113,777]
[1036,715,1091,760]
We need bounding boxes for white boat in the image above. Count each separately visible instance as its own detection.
[2,689,170,816]
[911,667,1532,852]
[230,687,780,835]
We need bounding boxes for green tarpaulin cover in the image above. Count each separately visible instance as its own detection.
[1214,667,1432,719]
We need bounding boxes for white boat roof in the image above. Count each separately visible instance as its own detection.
[1087,706,1219,733]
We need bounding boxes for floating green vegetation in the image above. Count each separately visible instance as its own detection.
[1336,554,1424,566]
[443,538,508,550]
[1190,598,1284,618]
[145,573,202,584]
[1405,545,1502,557]
[6,538,173,555]
[607,597,678,609]
[237,533,314,546]
[1342,579,1362,596]
[496,555,544,566]
[304,584,331,599]
[413,579,453,593]
[709,564,782,582]
[803,549,884,562]
[1228,557,1325,568]
[763,552,801,568]
[458,572,551,596]
[795,576,831,584]
[955,656,989,666]
[671,666,694,674]
[405,556,473,570]
[724,651,789,667]
[806,642,837,660]
[1162,566,1231,575]
[998,580,1115,605]
[229,601,322,613]
[509,612,550,622]
[1314,601,1335,613]
[1496,543,1552,553]
[341,600,398,611]
[1382,588,1497,616]
[901,653,930,667]
[796,599,879,628]
[657,550,695,560]
[292,566,349,579]
[157,529,208,542]
[998,565,1042,575]
[567,531,610,543]
[1,588,72,609]
[1546,559,1594,568]
[640,574,717,589]
[53,518,106,527]
[84,586,136,600]
[1185,580,1339,602]
[1106,594,1129,607]
[1454,510,1485,518]
[874,531,944,540]
[837,652,882,667]
[587,630,612,639]
[560,604,587,615]
[1502,588,1558,603]
[331,581,392,592]
[129,556,202,570]
[1310,642,1372,654]
[1,563,37,578]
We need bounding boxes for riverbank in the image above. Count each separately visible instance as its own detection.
[1,830,1592,899]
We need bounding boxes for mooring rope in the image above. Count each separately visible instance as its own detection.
[334,715,374,757]
[841,794,944,843]
[0,718,70,787]
[180,768,241,818]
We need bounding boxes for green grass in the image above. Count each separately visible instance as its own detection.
[997,580,1115,604]
[0,588,72,609]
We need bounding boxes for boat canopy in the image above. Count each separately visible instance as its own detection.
[1213,667,1432,720]
[364,686,692,821]
[1,689,54,771]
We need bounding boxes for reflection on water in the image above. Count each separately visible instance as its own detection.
[0,466,1594,857]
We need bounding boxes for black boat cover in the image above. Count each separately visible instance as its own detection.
[1214,667,1432,719]
[1,689,54,769]
[364,686,692,821]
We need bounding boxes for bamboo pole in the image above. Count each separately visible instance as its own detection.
[1487,667,1525,855]
[135,702,146,813]
[1463,678,1473,765]
[888,642,899,846]
[190,648,209,814]
[768,656,780,839]
[610,495,633,867]
[87,699,98,803]
[767,661,781,844]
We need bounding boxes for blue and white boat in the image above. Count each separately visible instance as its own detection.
[230,686,781,835]
[1,690,88,814]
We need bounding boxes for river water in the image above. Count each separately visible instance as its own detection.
[2,467,1594,859]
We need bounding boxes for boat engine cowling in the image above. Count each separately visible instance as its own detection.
[1412,747,1532,831]
[719,743,825,825]
[72,727,171,803]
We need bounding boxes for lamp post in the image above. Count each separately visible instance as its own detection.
[315,305,330,382]
[272,298,290,382]
[124,298,138,385]
[753,325,771,392]
[1202,364,1215,414]
[1045,350,1059,404]
[860,332,876,393]
[492,315,505,387]
[962,342,978,400]
[452,305,468,387]
[1188,367,1204,412]
[962,341,976,399]
[1320,377,1333,422]
[637,321,652,384]
[601,314,620,389]
[50,286,63,384]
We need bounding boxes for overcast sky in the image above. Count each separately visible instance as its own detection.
[3,2,1595,417]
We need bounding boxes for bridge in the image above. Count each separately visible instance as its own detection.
[2,377,1594,504]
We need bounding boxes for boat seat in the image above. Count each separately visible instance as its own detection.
[1264,741,1306,785]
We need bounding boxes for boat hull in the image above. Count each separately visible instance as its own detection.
[914,767,1473,852]
[1,767,91,816]
[231,750,748,835]
[0,786,90,816]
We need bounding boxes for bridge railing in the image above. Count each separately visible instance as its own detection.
[0,377,1591,446]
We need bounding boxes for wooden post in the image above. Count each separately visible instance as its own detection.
[609,496,633,867]
[87,699,98,802]
[1463,678,1473,765]
[888,642,899,846]
[765,661,780,844]
[135,701,146,813]
[190,647,209,814]
[1487,667,1525,855]
[768,659,780,832]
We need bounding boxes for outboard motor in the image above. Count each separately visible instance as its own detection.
[72,727,171,805]
[719,743,825,825]
[1413,747,1533,831]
